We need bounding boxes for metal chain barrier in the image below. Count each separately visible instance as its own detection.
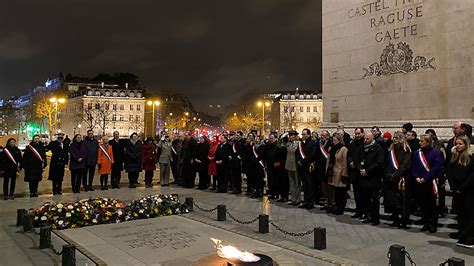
[50,245,63,255]
[269,220,315,237]
[29,229,63,255]
[226,210,259,225]
[439,259,449,266]
[193,201,218,212]
[403,250,417,266]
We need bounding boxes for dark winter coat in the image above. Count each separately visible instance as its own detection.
[343,131,351,148]
[171,139,183,164]
[23,142,47,182]
[109,138,126,171]
[408,138,421,154]
[359,141,385,189]
[1,146,22,178]
[141,143,157,171]
[230,139,244,169]
[295,138,317,173]
[69,141,87,170]
[125,140,143,173]
[348,138,365,183]
[193,141,210,172]
[215,141,232,165]
[47,140,69,181]
[264,141,285,171]
[182,138,197,166]
[83,137,99,166]
[411,148,444,182]
[447,155,474,193]
[386,145,412,183]
[316,139,332,180]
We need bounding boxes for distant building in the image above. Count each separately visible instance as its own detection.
[61,85,145,137]
[267,89,323,133]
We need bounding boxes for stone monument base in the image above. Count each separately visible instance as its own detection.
[56,215,329,265]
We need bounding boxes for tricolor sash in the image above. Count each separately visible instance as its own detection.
[320,143,329,160]
[27,144,43,161]
[389,149,399,172]
[232,143,237,153]
[298,141,306,159]
[253,146,265,168]
[4,148,18,166]
[171,146,177,155]
[432,179,438,196]
[417,149,430,172]
[99,145,112,161]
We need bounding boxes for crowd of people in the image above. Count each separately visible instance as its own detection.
[0,121,473,248]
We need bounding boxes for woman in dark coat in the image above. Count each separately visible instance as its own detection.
[446,135,474,248]
[125,133,143,188]
[1,138,22,200]
[141,137,157,188]
[194,136,210,190]
[69,134,87,193]
[385,131,412,228]
[47,134,69,195]
[23,135,47,197]
[181,132,197,188]
[411,134,444,233]
[263,133,285,200]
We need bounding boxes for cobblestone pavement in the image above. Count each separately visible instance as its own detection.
[1,170,473,265]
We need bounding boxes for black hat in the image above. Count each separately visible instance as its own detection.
[146,137,155,142]
[288,130,298,136]
[229,131,236,136]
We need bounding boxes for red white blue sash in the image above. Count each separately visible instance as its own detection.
[171,146,177,155]
[389,149,399,171]
[320,143,329,160]
[253,146,265,167]
[298,141,306,159]
[28,144,43,161]
[99,144,112,161]
[4,148,18,165]
[232,143,237,153]
[432,179,438,196]
[417,149,430,172]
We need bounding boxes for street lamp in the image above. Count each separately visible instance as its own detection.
[257,101,271,134]
[147,100,160,137]
[49,97,66,135]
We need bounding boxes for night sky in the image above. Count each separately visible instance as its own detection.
[0,0,321,112]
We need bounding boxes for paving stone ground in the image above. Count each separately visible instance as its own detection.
[0,170,473,265]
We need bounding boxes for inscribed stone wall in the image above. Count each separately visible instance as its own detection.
[322,0,474,133]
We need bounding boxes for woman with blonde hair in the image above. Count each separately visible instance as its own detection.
[411,134,444,233]
[326,132,348,215]
[447,135,474,248]
[385,131,412,228]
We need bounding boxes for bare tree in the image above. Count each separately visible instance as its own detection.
[281,102,299,130]
[307,116,323,130]
[36,97,58,138]
[82,101,100,131]
[96,100,114,136]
